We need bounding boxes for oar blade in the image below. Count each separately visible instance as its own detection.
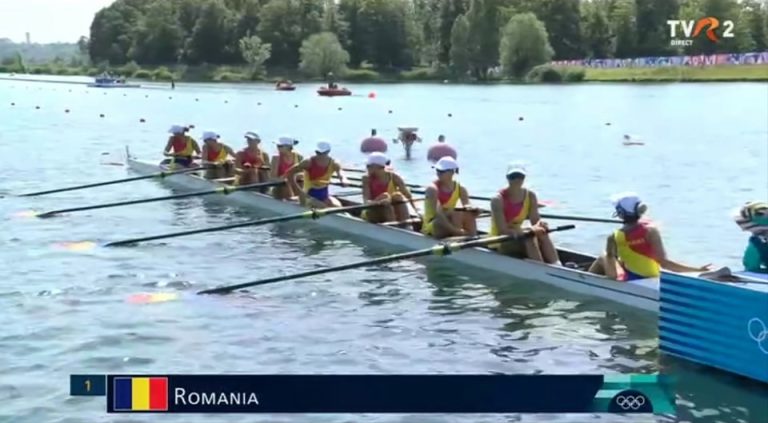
[127,292,180,304]
[12,210,39,218]
[52,241,100,252]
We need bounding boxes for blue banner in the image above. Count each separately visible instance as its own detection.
[552,51,768,68]
[98,374,675,414]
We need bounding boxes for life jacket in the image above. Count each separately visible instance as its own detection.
[206,144,228,163]
[277,152,299,177]
[489,189,530,236]
[368,172,396,199]
[303,157,336,191]
[745,235,768,272]
[240,148,264,168]
[421,180,460,235]
[171,135,195,156]
[615,222,661,279]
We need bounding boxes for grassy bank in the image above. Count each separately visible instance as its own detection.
[582,64,768,82]
[2,62,765,84]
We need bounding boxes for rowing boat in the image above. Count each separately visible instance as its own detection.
[125,151,660,312]
[125,149,768,384]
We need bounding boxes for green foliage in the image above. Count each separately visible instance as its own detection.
[343,68,381,80]
[259,0,323,67]
[299,32,350,77]
[238,35,271,78]
[449,14,471,77]
[152,66,175,81]
[562,66,586,82]
[132,69,154,79]
[526,64,562,82]
[399,67,444,80]
[213,70,247,81]
[500,13,554,79]
[465,0,503,79]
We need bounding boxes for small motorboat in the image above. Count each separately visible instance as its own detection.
[317,85,351,97]
[87,72,141,88]
[275,81,296,91]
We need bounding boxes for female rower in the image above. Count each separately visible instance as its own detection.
[489,163,559,264]
[201,131,236,180]
[421,156,477,239]
[361,152,417,225]
[163,125,200,167]
[234,132,269,187]
[588,192,711,281]
[270,136,303,200]
[285,141,347,208]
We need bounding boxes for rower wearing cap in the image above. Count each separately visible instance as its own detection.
[588,192,711,281]
[235,131,269,187]
[201,131,236,180]
[361,152,417,225]
[734,201,768,273]
[421,156,477,238]
[270,136,303,200]
[489,163,559,263]
[285,141,347,208]
[163,125,200,167]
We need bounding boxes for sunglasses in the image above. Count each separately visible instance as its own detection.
[506,173,525,180]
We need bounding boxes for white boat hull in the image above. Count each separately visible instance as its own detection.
[126,157,661,312]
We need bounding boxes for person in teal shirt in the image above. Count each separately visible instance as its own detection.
[735,201,768,273]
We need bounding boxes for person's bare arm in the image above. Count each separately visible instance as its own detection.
[269,156,280,180]
[527,191,548,232]
[285,159,310,203]
[163,138,173,155]
[223,144,236,159]
[604,234,619,279]
[647,227,710,272]
[393,174,418,212]
[191,139,201,154]
[490,196,514,235]
[334,161,347,186]
[361,175,374,203]
[234,151,246,174]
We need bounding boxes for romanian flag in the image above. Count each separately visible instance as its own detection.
[114,377,168,411]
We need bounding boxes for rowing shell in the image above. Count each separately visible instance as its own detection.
[126,152,661,312]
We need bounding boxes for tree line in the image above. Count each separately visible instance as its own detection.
[85,0,768,79]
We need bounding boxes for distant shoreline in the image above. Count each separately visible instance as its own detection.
[2,63,767,86]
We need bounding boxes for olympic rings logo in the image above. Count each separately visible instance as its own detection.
[747,318,768,355]
[615,395,646,410]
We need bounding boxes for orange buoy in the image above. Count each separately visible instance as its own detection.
[361,136,388,153]
[368,92,376,99]
[427,143,458,162]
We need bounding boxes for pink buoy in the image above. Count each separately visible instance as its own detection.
[427,143,457,162]
[361,137,388,153]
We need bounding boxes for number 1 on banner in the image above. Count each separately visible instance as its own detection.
[70,375,106,396]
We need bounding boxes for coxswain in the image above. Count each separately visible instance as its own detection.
[234,132,269,187]
[285,141,347,208]
[201,131,236,180]
[361,152,417,225]
[588,192,711,280]
[270,136,303,200]
[163,125,200,167]
[734,201,768,273]
[421,156,477,239]
[489,163,559,263]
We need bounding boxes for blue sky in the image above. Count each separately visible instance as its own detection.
[0,0,115,43]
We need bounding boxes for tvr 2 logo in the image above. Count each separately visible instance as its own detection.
[666,17,735,46]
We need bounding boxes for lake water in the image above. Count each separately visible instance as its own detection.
[1,75,766,423]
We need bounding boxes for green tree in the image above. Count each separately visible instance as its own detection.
[499,12,554,78]
[742,0,768,51]
[129,0,184,64]
[449,14,471,76]
[322,0,350,48]
[525,0,583,60]
[299,32,350,77]
[438,0,468,64]
[259,0,323,67]
[634,0,679,57]
[184,0,238,64]
[239,35,271,77]
[611,0,637,58]
[465,0,503,79]
[89,0,149,64]
[582,0,614,58]
[354,0,413,68]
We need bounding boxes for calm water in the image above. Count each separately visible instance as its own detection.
[1,75,766,423]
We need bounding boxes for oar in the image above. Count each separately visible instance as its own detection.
[33,180,285,218]
[451,206,622,224]
[341,179,496,203]
[17,167,203,197]
[198,225,576,295]
[103,201,415,247]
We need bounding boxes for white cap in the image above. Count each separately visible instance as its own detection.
[506,162,527,177]
[611,192,642,215]
[202,131,219,141]
[277,136,297,146]
[433,156,459,171]
[244,131,260,141]
[315,141,331,154]
[168,125,185,134]
[366,152,389,167]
